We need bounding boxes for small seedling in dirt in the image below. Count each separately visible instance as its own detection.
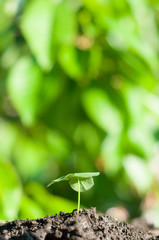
[47,172,100,213]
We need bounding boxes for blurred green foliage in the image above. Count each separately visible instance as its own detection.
[1,0,159,224]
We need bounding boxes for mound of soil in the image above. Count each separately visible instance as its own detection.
[0,208,158,240]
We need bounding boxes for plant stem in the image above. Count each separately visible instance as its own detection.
[77,178,80,213]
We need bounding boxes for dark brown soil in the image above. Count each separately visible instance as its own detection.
[0,208,159,240]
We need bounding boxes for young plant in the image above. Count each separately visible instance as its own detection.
[47,172,100,213]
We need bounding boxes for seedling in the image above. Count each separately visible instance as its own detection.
[47,172,100,213]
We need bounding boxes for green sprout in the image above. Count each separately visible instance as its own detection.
[47,172,100,213]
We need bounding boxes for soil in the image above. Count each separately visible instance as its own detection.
[0,208,159,240]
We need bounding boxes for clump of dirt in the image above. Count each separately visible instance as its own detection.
[0,208,158,240]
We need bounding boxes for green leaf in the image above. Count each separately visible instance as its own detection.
[47,172,100,188]
[21,0,56,70]
[69,177,94,192]
[47,173,75,187]
[7,56,42,126]
[73,172,100,178]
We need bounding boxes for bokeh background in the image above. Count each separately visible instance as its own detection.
[1,0,159,226]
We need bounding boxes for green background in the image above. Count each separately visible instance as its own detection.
[1,0,159,225]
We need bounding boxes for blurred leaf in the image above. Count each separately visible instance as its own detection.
[124,86,144,124]
[0,121,18,159]
[82,88,123,134]
[25,182,77,214]
[0,160,22,220]
[143,92,159,118]
[19,195,45,219]
[21,0,56,70]
[7,56,42,126]
[128,121,155,159]
[74,122,101,157]
[128,0,159,55]
[39,70,65,112]
[106,14,159,74]
[123,155,153,196]
[1,44,20,69]
[58,45,83,79]
[101,133,123,175]
[14,136,48,180]
[54,1,77,45]
[124,86,156,158]
[88,45,102,78]
[83,0,108,17]
[47,130,71,161]
[120,55,157,90]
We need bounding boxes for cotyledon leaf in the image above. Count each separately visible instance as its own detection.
[73,172,100,178]
[69,177,94,192]
[47,172,100,188]
[47,173,75,187]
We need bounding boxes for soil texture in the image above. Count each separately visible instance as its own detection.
[0,208,159,240]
